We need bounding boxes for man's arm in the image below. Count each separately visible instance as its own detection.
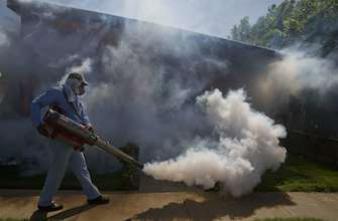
[31,89,58,127]
[79,102,93,131]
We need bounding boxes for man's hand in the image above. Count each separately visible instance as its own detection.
[37,124,52,137]
[85,124,94,133]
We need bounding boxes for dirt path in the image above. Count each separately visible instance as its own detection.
[0,190,338,221]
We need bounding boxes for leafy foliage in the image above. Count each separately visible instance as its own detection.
[230,0,338,54]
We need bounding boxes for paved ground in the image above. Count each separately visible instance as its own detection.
[1,189,338,221]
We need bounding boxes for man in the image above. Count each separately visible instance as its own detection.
[31,72,109,212]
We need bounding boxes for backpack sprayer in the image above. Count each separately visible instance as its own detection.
[43,109,144,170]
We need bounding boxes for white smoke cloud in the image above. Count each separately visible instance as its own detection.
[269,49,337,93]
[0,71,4,104]
[66,57,93,74]
[144,89,287,197]
[53,58,93,89]
[0,0,287,176]
[0,28,10,47]
[79,20,231,165]
[255,48,338,109]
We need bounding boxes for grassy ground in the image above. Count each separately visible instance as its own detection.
[0,165,138,191]
[256,154,338,192]
[254,218,324,221]
[0,219,28,221]
[1,153,338,192]
[0,217,326,221]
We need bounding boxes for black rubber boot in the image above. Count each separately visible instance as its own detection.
[38,202,63,212]
[87,195,110,205]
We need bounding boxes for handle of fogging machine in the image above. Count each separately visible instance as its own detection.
[44,109,144,170]
[44,109,98,145]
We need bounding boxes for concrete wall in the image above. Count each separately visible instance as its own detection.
[4,0,280,118]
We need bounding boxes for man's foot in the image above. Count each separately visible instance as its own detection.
[87,195,110,205]
[38,202,63,212]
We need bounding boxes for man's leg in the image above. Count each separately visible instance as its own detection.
[38,141,72,207]
[69,151,101,200]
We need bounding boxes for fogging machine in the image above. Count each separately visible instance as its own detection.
[43,109,144,170]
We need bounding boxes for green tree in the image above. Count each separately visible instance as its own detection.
[230,0,338,54]
[230,25,240,41]
[231,16,253,43]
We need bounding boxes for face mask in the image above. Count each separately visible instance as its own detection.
[77,83,86,96]
[68,79,86,96]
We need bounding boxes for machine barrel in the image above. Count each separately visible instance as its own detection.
[95,138,143,169]
[44,109,144,169]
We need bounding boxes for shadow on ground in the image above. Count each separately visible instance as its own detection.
[128,192,295,221]
[30,204,97,221]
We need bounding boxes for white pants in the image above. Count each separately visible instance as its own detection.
[38,140,101,206]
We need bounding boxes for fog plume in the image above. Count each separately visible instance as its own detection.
[0,22,11,48]
[0,0,286,177]
[255,47,338,110]
[270,50,337,93]
[83,24,225,162]
[144,89,287,197]
[0,30,9,47]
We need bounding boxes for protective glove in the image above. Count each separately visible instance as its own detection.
[85,124,94,133]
